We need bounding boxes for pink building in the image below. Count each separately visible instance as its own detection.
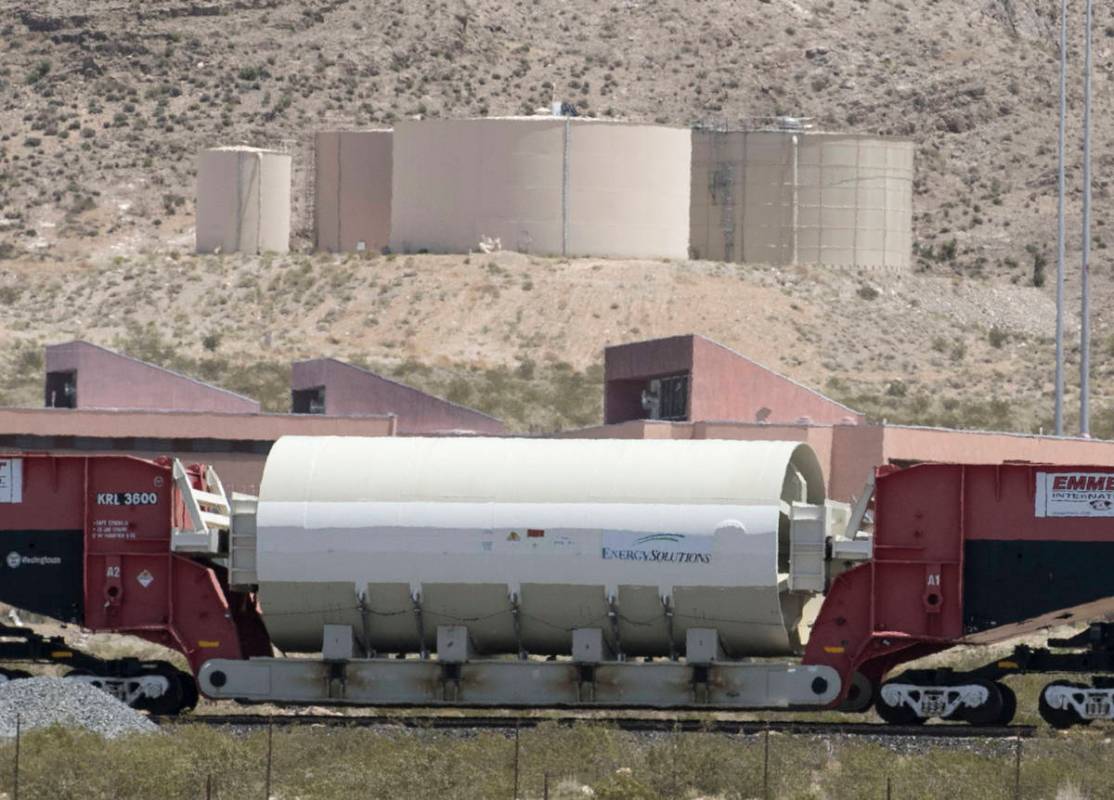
[578,332,1114,501]
[15,334,1114,501]
[604,334,863,426]
[291,358,505,435]
[44,341,260,414]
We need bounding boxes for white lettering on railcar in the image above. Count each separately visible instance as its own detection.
[1036,472,1114,517]
[95,491,158,506]
[0,459,22,503]
[5,551,61,568]
[91,519,136,540]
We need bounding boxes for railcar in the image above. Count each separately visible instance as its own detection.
[2,438,1113,727]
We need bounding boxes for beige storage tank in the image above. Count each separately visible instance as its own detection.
[389,117,691,259]
[314,130,392,253]
[196,146,291,254]
[690,130,913,271]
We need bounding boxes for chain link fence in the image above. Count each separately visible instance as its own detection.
[0,716,1107,800]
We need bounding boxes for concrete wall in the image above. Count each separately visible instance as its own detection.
[561,420,688,440]
[560,419,837,496]
[315,131,392,253]
[559,418,1114,503]
[603,334,863,426]
[881,426,1114,467]
[45,341,261,413]
[292,358,505,435]
[0,407,398,494]
[829,423,886,501]
[2,406,396,441]
[690,131,913,270]
[196,146,291,254]
[390,118,690,259]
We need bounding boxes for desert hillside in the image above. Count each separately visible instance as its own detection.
[0,0,1112,433]
[0,249,1098,435]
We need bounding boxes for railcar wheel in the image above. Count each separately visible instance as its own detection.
[0,668,32,682]
[177,671,199,713]
[1068,683,1094,726]
[134,664,186,715]
[1039,680,1082,729]
[961,680,1005,726]
[875,685,925,725]
[838,672,875,713]
[995,683,1017,726]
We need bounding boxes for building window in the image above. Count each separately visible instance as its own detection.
[292,386,326,414]
[45,371,77,409]
[641,373,689,421]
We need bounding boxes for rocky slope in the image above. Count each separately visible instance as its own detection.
[0,0,1112,433]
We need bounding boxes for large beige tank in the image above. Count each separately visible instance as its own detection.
[389,117,691,259]
[690,130,913,270]
[254,436,829,659]
[196,146,291,254]
[314,131,392,253]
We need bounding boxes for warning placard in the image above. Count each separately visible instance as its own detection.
[1035,471,1114,517]
[0,459,22,503]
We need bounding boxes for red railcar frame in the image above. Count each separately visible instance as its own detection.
[1,453,270,674]
[805,462,1114,701]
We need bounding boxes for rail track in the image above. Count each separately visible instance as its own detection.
[154,713,1037,738]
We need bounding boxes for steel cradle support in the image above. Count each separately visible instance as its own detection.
[198,657,841,709]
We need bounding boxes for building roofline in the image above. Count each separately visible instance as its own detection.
[204,145,287,155]
[49,340,261,407]
[558,417,1113,446]
[294,357,505,425]
[604,333,864,418]
[0,406,397,442]
[393,116,689,131]
[315,129,393,136]
[881,422,1111,444]
[0,406,396,422]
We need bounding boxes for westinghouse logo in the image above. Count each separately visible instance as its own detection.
[601,533,712,564]
[5,551,61,569]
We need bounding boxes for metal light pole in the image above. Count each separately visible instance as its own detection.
[1080,0,1094,436]
[1055,0,1068,436]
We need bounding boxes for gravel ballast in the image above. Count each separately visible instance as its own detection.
[0,677,158,739]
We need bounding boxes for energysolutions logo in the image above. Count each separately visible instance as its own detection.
[601,531,712,564]
[632,533,684,545]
